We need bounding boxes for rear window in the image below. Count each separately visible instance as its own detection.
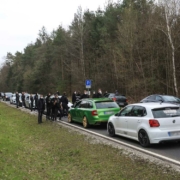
[95,101,119,109]
[152,107,180,118]
[163,96,180,102]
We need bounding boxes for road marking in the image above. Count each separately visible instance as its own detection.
[59,121,180,166]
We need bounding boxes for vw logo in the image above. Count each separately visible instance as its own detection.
[173,120,176,123]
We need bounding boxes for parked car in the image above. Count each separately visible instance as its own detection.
[3,92,13,101]
[24,94,40,109]
[10,93,22,106]
[10,94,16,104]
[107,103,180,147]
[140,94,180,106]
[68,98,120,128]
[104,93,128,107]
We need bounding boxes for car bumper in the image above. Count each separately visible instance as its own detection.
[148,129,180,144]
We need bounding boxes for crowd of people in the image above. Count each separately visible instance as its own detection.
[1,88,113,124]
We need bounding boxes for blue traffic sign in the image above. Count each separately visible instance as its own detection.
[85,80,91,88]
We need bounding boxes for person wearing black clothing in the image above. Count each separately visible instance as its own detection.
[56,91,60,95]
[30,94,34,112]
[34,93,38,110]
[51,94,59,121]
[46,93,51,120]
[22,92,25,107]
[16,92,19,108]
[80,90,89,99]
[96,89,103,98]
[72,91,77,104]
[92,91,97,98]
[37,95,45,124]
[61,92,69,116]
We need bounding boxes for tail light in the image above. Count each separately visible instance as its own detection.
[126,99,128,102]
[91,110,98,116]
[112,97,116,101]
[149,119,160,127]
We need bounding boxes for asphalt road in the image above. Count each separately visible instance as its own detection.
[61,117,180,162]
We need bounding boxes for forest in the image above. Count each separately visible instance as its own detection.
[0,0,180,102]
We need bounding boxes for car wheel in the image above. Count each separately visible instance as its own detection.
[82,116,89,128]
[108,122,115,137]
[138,129,150,147]
[68,113,73,123]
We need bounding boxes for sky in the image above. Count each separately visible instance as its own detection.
[0,0,116,66]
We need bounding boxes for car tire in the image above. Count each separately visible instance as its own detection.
[82,116,89,128]
[138,129,150,147]
[68,113,73,123]
[108,122,115,137]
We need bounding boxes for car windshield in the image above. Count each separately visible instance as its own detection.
[95,101,119,109]
[163,96,180,102]
[152,107,180,118]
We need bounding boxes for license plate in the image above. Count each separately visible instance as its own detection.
[168,131,180,136]
[104,111,113,115]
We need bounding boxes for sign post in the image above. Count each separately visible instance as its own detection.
[85,80,91,96]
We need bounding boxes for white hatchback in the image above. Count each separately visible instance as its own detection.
[107,103,180,147]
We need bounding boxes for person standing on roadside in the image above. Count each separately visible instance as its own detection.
[46,93,51,120]
[34,93,38,110]
[92,91,97,98]
[61,92,69,117]
[16,92,19,108]
[72,91,77,104]
[37,94,45,124]
[51,94,59,121]
[22,92,25,107]
[30,94,34,112]
[80,90,89,99]
[96,88,103,98]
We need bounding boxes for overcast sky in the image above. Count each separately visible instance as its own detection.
[0,0,117,66]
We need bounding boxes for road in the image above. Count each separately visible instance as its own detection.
[61,117,180,162]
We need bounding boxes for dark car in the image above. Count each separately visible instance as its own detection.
[140,94,180,106]
[3,92,13,101]
[104,93,128,107]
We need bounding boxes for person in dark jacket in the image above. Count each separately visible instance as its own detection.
[46,93,51,120]
[16,92,19,108]
[30,94,34,111]
[22,92,25,107]
[37,95,45,124]
[51,94,59,121]
[80,90,89,99]
[34,93,38,110]
[96,89,103,98]
[92,91,97,98]
[72,91,77,104]
[56,91,60,95]
[104,91,108,97]
[61,92,69,116]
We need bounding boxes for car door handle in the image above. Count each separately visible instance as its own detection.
[137,120,141,123]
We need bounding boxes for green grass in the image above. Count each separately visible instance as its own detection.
[0,102,180,180]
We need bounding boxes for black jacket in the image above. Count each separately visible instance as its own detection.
[61,95,68,105]
[72,93,76,104]
[22,94,25,101]
[46,95,51,106]
[37,98,45,111]
[16,94,19,102]
[30,96,34,103]
[51,98,60,109]
[80,94,89,99]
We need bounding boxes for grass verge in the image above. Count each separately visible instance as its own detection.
[0,102,180,180]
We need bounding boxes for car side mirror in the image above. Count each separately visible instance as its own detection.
[115,113,119,116]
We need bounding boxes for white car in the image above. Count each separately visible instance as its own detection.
[10,94,16,104]
[107,103,180,147]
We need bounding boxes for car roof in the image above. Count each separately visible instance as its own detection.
[82,98,114,102]
[128,102,179,109]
